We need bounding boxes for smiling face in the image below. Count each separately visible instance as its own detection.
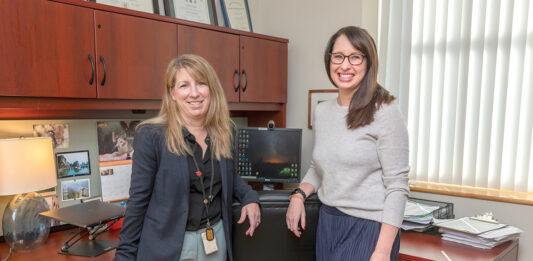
[170,68,211,124]
[329,34,367,94]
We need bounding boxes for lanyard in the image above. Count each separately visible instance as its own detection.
[191,144,215,228]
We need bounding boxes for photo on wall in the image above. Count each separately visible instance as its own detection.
[61,179,91,201]
[56,150,91,178]
[42,192,60,226]
[97,121,140,162]
[33,123,70,149]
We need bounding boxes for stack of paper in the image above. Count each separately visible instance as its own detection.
[436,217,522,249]
[401,200,442,231]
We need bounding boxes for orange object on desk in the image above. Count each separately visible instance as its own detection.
[108,217,124,230]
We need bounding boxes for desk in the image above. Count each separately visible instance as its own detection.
[399,231,519,261]
[1,229,519,260]
[0,228,119,261]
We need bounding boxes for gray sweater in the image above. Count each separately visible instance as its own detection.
[302,99,409,227]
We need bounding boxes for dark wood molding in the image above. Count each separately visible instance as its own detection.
[228,102,283,111]
[0,97,162,110]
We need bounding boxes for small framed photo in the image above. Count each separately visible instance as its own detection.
[91,0,162,15]
[220,0,253,32]
[56,150,91,178]
[308,89,339,129]
[166,0,218,25]
[61,179,91,201]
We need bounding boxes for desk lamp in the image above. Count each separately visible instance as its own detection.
[0,137,57,259]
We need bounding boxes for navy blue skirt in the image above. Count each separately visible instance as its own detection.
[316,205,401,261]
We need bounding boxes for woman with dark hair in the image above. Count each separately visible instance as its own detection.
[286,26,409,261]
[114,54,260,261]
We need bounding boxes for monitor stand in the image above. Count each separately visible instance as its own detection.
[40,201,126,257]
[59,238,118,257]
[57,217,122,257]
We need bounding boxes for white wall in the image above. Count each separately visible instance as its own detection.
[248,1,532,260]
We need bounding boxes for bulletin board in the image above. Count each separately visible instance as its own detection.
[99,160,132,202]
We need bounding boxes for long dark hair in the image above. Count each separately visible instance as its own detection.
[324,26,395,129]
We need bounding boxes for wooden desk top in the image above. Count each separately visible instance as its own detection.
[399,231,518,261]
[1,229,518,261]
[0,228,120,261]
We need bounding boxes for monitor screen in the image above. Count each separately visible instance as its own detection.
[236,127,302,183]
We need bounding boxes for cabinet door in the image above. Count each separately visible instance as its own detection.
[94,11,178,99]
[0,0,96,98]
[239,36,287,103]
[177,25,240,103]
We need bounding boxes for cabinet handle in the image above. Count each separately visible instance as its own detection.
[88,54,95,85]
[100,56,107,86]
[233,69,240,92]
[241,69,248,93]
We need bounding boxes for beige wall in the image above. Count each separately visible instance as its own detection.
[248,1,532,260]
[248,0,366,173]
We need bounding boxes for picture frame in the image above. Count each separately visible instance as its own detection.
[91,0,161,15]
[220,0,253,32]
[56,150,91,178]
[308,89,339,129]
[166,0,218,25]
[61,179,91,201]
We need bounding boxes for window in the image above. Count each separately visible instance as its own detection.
[378,0,533,192]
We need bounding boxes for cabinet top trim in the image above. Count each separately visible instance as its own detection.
[50,0,289,43]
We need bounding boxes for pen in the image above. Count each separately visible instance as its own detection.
[441,250,452,261]
[469,216,501,224]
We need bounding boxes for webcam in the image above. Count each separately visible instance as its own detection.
[267,120,275,130]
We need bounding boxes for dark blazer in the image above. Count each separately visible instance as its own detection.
[114,124,259,261]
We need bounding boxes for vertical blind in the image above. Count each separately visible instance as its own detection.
[378,0,533,192]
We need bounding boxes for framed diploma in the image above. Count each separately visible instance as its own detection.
[92,0,161,15]
[168,0,217,25]
[220,0,253,32]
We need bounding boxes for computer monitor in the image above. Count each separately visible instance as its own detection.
[235,127,302,183]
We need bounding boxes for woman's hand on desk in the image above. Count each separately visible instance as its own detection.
[286,194,306,238]
[238,202,261,237]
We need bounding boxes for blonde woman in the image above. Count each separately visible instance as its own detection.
[114,54,260,261]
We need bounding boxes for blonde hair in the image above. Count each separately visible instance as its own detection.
[140,54,234,160]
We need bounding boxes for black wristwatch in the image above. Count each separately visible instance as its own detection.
[290,188,307,200]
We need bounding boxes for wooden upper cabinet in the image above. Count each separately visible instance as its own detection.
[94,11,177,99]
[0,0,287,107]
[177,25,240,102]
[0,0,96,98]
[239,36,287,103]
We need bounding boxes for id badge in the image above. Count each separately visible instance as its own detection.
[201,228,218,255]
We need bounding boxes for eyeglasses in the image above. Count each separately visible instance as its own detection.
[330,53,365,65]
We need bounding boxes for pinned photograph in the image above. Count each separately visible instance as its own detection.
[61,179,91,201]
[43,195,60,226]
[56,151,91,178]
[100,168,114,176]
[97,121,140,162]
[33,123,70,149]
